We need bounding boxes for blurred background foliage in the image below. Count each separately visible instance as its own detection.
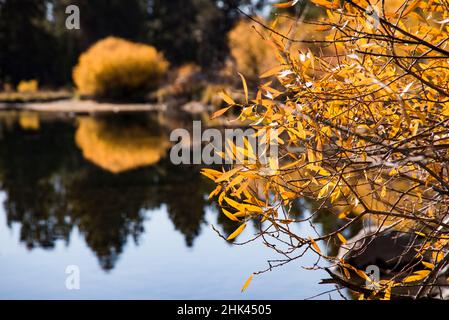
[0,0,273,87]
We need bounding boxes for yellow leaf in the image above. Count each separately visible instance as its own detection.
[388,168,398,176]
[404,270,430,283]
[309,237,321,254]
[296,121,306,139]
[201,168,223,181]
[273,1,297,8]
[227,223,247,241]
[208,185,221,199]
[226,175,244,192]
[381,185,387,198]
[224,196,244,210]
[432,251,445,263]
[260,65,284,78]
[243,137,256,160]
[337,233,347,244]
[222,209,240,222]
[342,266,351,279]
[216,167,241,183]
[280,158,303,170]
[218,191,225,205]
[211,106,231,119]
[220,91,235,105]
[281,191,297,200]
[238,72,248,104]
[383,287,391,300]
[241,274,253,292]
[307,148,315,163]
[356,269,370,281]
[318,184,329,199]
[422,261,435,270]
[403,0,420,16]
[310,0,339,9]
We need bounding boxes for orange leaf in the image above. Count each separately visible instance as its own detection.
[403,0,420,16]
[227,223,247,241]
[310,0,339,9]
[238,72,249,104]
[273,0,298,8]
[309,236,321,254]
[260,65,284,78]
[222,209,240,222]
[216,167,241,183]
[241,274,253,292]
[211,106,231,119]
[220,91,235,105]
[337,233,347,244]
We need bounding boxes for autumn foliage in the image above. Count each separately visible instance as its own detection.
[227,16,324,82]
[206,0,449,299]
[73,37,169,100]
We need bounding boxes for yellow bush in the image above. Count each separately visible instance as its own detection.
[17,80,38,93]
[73,37,169,99]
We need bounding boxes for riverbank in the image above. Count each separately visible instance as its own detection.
[0,98,215,115]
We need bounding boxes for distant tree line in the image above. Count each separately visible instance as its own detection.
[0,0,267,87]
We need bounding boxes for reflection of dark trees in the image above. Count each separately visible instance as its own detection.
[0,114,217,270]
[154,162,212,247]
[67,166,150,270]
[0,119,76,249]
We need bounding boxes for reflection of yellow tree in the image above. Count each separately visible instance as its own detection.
[209,0,449,299]
[75,117,170,173]
[18,112,40,130]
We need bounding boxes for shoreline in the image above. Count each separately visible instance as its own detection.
[0,98,219,115]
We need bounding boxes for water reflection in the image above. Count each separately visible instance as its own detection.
[0,112,219,270]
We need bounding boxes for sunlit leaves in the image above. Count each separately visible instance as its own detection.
[310,0,340,9]
[222,209,240,222]
[337,233,347,244]
[238,72,249,104]
[207,0,449,299]
[308,237,321,254]
[403,270,431,283]
[211,107,231,120]
[220,91,236,105]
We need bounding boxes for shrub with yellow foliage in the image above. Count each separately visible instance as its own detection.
[17,80,38,93]
[73,37,169,100]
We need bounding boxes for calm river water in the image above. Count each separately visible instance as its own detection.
[0,111,339,299]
